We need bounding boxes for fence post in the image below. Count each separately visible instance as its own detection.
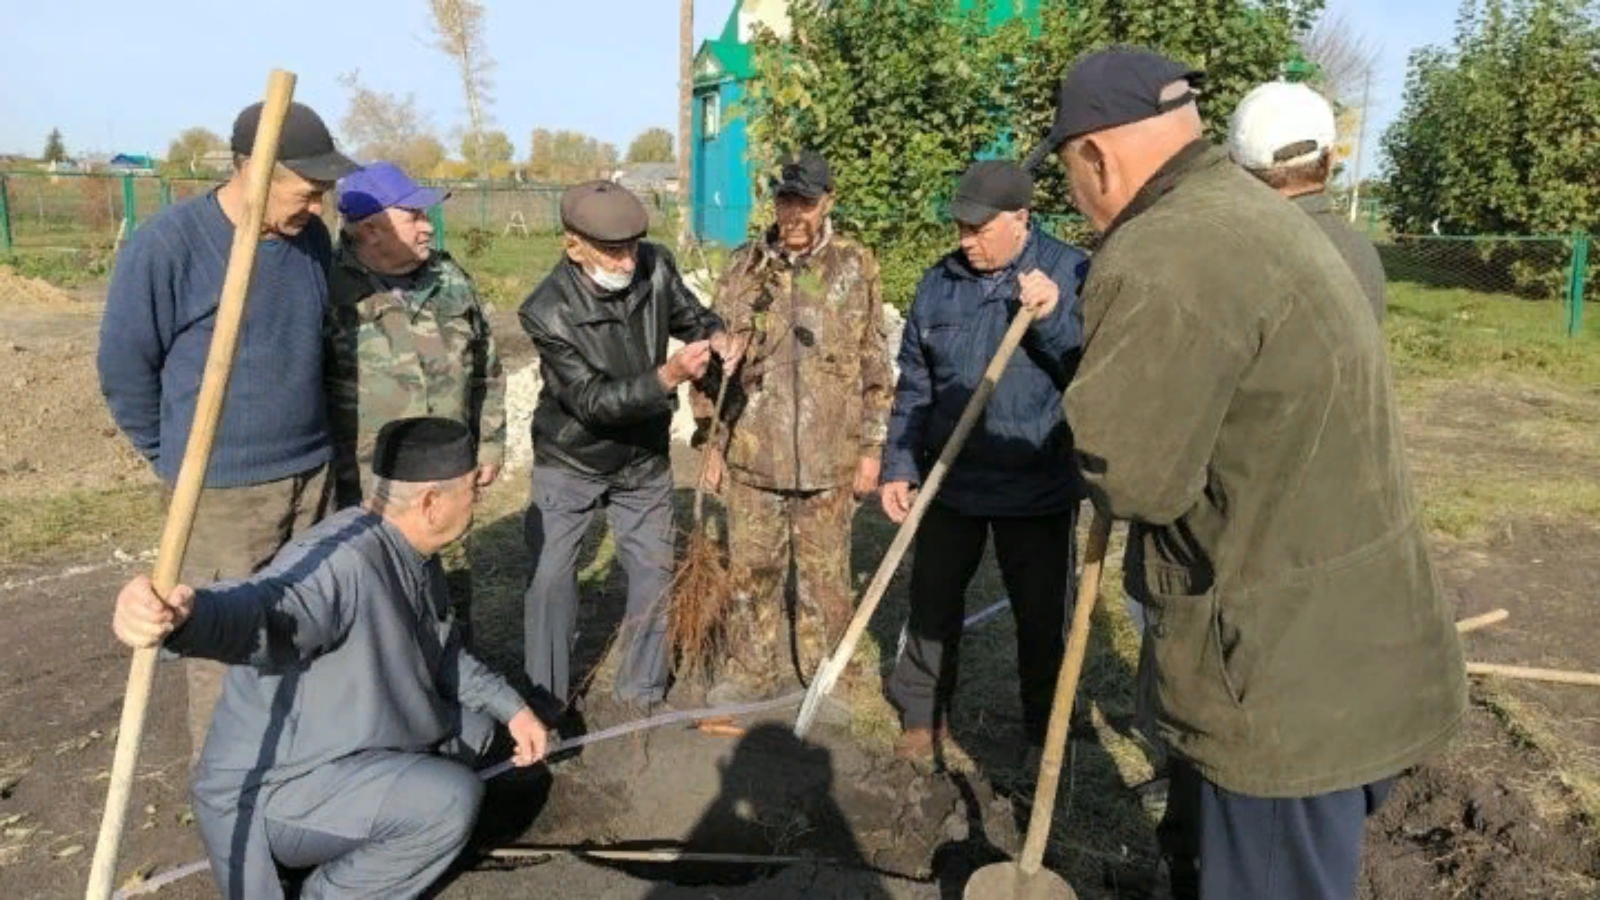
[159,178,173,210]
[1567,231,1589,338]
[0,174,12,254]
[428,203,446,252]
[120,174,138,234]
[478,184,488,230]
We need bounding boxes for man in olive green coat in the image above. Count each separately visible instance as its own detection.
[1025,48,1466,900]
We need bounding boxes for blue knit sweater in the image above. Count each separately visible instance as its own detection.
[98,192,333,488]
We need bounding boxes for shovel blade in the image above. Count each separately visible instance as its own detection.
[963,863,1077,900]
[793,654,844,738]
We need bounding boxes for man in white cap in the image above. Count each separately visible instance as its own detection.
[1229,81,1387,320]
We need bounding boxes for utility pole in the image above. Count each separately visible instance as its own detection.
[678,0,694,250]
[1347,67,1372,225]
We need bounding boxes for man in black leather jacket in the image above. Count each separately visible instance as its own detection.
[519,180,737,716]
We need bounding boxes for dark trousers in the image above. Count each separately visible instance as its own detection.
[884,501,1078,741]
[523,463,675,707]
[1159,757,1394,900]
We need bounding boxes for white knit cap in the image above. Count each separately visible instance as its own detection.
[1228,81,1338,170]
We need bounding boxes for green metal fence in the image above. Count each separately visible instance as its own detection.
[0,170,1587,338]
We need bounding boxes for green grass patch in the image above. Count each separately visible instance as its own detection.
[1386,282,1600,386]
[0,486,161,568]
[1,248,113,289]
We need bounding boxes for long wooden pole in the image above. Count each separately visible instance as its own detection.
[86,69,298,900]
[1019,513,1111,875]
[1467,662,1600,687]
[794,308,1038,737]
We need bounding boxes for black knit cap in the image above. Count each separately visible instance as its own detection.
[561,180,649,244]
[372,417,476,482]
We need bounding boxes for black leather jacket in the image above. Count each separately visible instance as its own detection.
[519,243,723,478]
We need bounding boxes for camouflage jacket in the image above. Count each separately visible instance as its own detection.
[325,245,505,505]
[695,225,892,491]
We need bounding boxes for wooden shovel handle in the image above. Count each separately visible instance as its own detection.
[1020,512,1113,875]
[814,310,1037,680]
[86,70,298,900]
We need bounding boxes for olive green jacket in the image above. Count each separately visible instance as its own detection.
[1065,143,1466,797]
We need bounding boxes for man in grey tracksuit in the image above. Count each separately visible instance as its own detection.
[111,418,548,900]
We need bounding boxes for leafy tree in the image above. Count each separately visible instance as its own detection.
[627,127,676,163]
[43,128,67,163]
[462,129,513,172]
[166,127,225,173]
[744,0,1321,306]
[1383,0,1600,237]
[527,128,618,182]
[338,71,447,177]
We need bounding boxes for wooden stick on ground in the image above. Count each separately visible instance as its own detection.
[86,70,298,900]
[1456,609,1509,634]
[1467,662,1600,687]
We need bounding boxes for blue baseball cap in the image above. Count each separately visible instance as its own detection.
[337,161,449,222]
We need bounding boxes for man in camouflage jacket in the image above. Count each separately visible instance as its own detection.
[325,162,505,509]
[696,152,893,699]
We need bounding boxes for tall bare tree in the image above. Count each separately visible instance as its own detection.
[678,0,693,246]
[1301,11,1382,106]
[429,0,495,177]
[338,71,443,175]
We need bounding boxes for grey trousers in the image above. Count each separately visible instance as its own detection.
[172,466,331,765]
[523,462,675,707]
[194,710,495,900]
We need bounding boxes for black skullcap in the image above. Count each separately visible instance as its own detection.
[560,180,649,244]
[1022,46,1206,172]
[372,417,476,483]
[771,150,834,198]
[950,160,1033,225]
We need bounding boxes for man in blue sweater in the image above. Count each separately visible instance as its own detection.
[881,161,1089,765]
[97,100,358,763]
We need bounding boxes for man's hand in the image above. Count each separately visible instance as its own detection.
[881,480,917,524]
[700,446,726,494]
[708,330,749,369]
[659,340,713,390]
[1018,269,1060,320]
[508,707,550,767]
[113,575,194,649]
[476,463,501,488]
[853,455,881,500]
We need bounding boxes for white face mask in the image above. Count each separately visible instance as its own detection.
[586,266,634,292]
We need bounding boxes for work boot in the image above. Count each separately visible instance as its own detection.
[895,726,975,773]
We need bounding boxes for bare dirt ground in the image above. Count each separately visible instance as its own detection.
[0,291,1595,899]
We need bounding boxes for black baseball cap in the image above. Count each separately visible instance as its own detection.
[230,101,359,183]
[771,150,834,198]
[950,160,1033,225]
[1023,46,1206,171]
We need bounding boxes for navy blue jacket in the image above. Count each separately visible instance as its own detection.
[883,228,1088,517]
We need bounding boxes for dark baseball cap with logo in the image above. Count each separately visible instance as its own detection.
[1022,46,1206,171]
[230,101,359,183]
[771,150,834,198]
[950,160,1033,225]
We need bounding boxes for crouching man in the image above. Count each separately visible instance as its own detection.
[111,417,548,900]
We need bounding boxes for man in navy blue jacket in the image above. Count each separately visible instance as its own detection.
[881,160,1089,763]
[97,101,358,763]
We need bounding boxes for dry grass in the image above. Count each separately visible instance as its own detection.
[0,486,161,570]
[1477,684,1600,829]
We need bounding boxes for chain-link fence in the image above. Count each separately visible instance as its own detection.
[0,171,680,253]
[0,170,1589,338]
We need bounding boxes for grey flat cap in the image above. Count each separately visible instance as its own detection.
[561,180,649,243]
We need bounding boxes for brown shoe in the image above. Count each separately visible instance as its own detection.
[895,726,975,772]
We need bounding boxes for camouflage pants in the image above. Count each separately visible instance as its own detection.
[170,466,330,766]
[722,481,855,691]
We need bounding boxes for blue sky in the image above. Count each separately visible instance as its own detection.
[0,0,1452,172]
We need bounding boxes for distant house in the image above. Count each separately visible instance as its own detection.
[47,158,82,174]
[107,153,157,175]
[614,163,680,196]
